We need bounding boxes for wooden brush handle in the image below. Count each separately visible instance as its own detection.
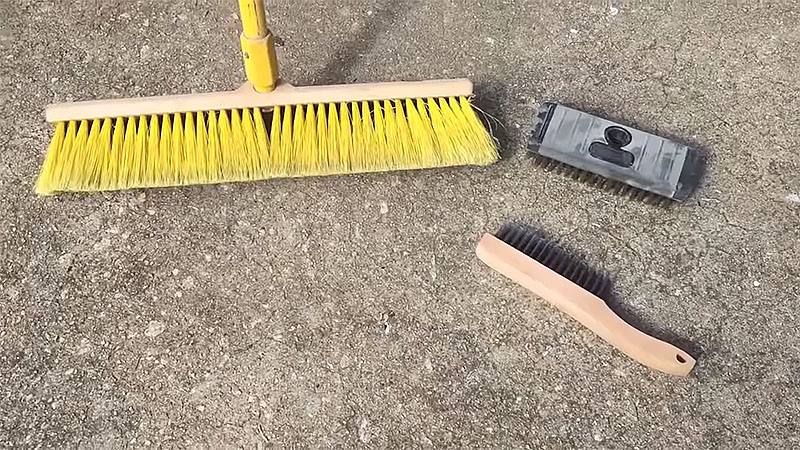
[45,79,475,122]
[476,234,695,376]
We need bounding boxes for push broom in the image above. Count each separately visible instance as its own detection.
[35,0,498,195]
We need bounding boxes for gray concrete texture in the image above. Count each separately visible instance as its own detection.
[1,0,799,448]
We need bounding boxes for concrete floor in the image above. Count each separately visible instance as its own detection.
[2,0,799,448]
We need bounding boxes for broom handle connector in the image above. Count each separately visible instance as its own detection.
[239,0,279,93]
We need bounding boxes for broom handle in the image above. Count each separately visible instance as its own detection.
[239,0,279,92]
[240,0,268,37]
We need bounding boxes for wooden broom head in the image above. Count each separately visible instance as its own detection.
[36,80,498,195]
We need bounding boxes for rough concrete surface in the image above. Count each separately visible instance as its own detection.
[1,0,799,448]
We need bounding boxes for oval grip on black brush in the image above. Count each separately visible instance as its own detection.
[589,142,635,168]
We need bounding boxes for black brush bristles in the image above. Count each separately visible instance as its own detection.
[495,224,613,301]
[531,153,670,207]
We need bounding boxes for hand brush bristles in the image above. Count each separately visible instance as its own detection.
[36,96,497,195]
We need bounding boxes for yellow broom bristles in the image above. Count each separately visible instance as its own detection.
[35,97,498,195]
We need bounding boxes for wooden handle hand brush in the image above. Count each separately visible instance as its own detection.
[36,0,498,195]
[477,225,695,376]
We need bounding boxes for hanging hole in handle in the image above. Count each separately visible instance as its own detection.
[676,354,687,364]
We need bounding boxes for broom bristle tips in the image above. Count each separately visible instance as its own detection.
[37,96,498,194]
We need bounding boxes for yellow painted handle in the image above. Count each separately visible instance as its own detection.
[239,0,279,92]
